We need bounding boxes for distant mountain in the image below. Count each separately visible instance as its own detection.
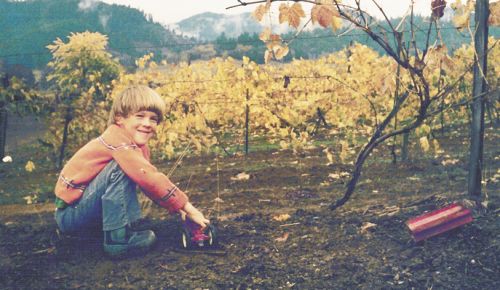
[170,7,462,42]
[0,0,194,69]
[170,12,290,41]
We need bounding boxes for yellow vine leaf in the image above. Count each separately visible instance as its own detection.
[311,4,340,29]
[259,27,271,42]
[273,213,291,222]
[419,136,430,152]
[432,139,442,154]
[279,2,305,29]
[426,45,454,72]
[450,0,474,30]
[236,67,246,79]
[278,127,289,138]
[23,195,35,205]
[243,56,250,65]
[264,49,273,64]
[164,144,175,158]
[331,15,343,31]
[339,140,349,163]
[453,13,470,30]
[489,1,500,27]
[274,45,289,60]
[418,124,431,136]
[279,140,289,149]
[324,148,334,164]
[262,32,282,49]
[25,160,36,172]
[253,1,271,22]
[269,34,282,47]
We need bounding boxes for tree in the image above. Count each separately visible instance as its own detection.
[45,31,121,168]
[215,32,238,51]
[230,0,499,210]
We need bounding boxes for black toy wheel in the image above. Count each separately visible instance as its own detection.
[206,224,217,246]
[181,228,192,249]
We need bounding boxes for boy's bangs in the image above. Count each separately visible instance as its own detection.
[119,86,166,122]
[131,94,166,120]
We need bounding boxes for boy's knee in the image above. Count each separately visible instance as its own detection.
[106,161,127,183]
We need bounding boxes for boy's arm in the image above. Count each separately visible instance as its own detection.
[111,148,188,214]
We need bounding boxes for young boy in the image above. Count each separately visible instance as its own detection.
[54,85,209,258]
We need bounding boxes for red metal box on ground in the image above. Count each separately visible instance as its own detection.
[406,203,473,242]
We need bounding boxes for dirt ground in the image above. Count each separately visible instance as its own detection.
[0,126,499,289]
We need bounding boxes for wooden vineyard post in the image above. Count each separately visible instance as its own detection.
[245,89,249,156]
[468,0,489,198]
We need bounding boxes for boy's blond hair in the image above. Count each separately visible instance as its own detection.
[108,85,166,126]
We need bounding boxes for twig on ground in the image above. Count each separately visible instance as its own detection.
[279,222,301,227]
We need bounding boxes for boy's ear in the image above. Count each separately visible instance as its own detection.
[115,115,124,125]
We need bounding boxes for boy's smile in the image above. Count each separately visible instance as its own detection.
[117,110,159,146]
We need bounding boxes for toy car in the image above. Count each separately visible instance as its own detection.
[180,217,217,249]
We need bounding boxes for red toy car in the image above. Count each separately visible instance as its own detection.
[180,218,217,249]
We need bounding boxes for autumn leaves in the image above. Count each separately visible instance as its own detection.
[253,1,343,30]
[253,1,343,63]
[311,2,343,29]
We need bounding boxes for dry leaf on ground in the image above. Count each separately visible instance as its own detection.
[273,213,291,222]
[230,172,250,181]
[275,232,289,242]
[360,222,377,234]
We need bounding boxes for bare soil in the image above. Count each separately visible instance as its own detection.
[0,127,499,289]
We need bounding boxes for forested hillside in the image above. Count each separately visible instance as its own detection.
[2,0,499,72]
[0,0,192,69]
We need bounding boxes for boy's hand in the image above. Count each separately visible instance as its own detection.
[180,202,210,228]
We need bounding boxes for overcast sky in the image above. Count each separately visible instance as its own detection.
[98,0,458,25]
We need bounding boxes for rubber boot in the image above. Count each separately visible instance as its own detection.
[103,226,157,258]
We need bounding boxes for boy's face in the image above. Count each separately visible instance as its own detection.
[116,110,159,146]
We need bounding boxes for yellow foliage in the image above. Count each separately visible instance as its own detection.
[418,124,432,137]
[419,136,430,152]
[84,37,499,162]
[489,1,500,26]
[44,31,121,155]
[25,160,36,172]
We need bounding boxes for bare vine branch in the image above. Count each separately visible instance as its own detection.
[227,0,488,211]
